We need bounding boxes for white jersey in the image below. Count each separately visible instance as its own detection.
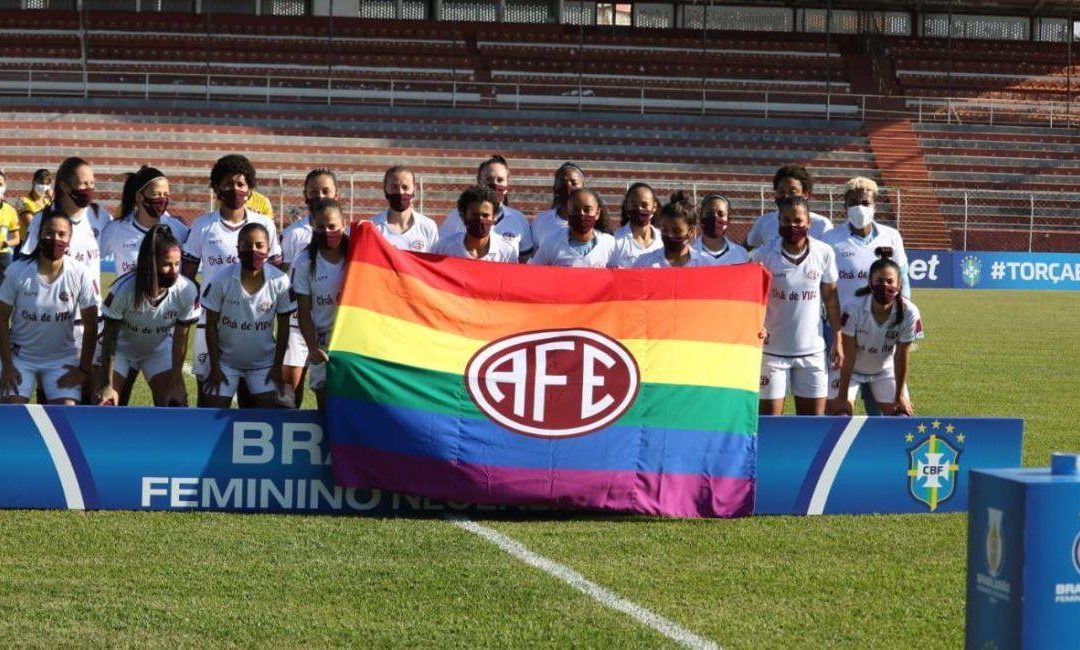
[841,294,924,375]
[0,257,99,364]
[101,271,201,360]
[201,263,295,370]
[370,210,439,253]
[23,206,107,288]
[440,205,534,255]
[529,231,615,268]
[99,213,191,279]
[694,237,751,265]
[821,223,909,305]
[745,210,833,249]
[291,253,345,338]
[632,247,714,268]
[280,215,312,268]
[609,225,662,269]
[530,208,568,247]
[431,232,518,263]
[182,209,281,276]
[752,237,838,357]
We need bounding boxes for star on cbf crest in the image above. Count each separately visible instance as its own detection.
[907,431,961,511]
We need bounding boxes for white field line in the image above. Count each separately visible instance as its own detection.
[447,515,719,650]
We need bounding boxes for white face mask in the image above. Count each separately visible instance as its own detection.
[34,183,50,197]
[847,204,874,229]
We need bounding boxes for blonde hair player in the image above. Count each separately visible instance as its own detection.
[370,165,439,253]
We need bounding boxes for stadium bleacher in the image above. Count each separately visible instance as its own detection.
[0,7,1077,251]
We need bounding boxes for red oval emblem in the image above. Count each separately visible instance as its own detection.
[465,329,640,438]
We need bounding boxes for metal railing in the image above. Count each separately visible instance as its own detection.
[1,67,1077,128]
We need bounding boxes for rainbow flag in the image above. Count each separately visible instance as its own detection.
[326,224,769,518]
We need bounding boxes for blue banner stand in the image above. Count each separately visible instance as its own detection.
[965,454,1080,649]
[0,406,1023,517]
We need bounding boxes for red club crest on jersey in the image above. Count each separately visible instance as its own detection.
[465,329,640,439]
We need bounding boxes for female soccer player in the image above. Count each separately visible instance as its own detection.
[294,199,348,411]
[432,186,518,262]
[22,157,107,287]
[95,225,199,406]
[696,194,750,265]
[530,188,614,268]
[0,213,99,404]
[821,176,909,306]
[530,163,586,247]
[745,164,833,250]
[439,156,534,259]
[752,196,843,416]
[17,169,52,255]
[279,168,339,408]
[182,154,281,395]
[370,165,438,252]
[609,182,661,268]
[100,166,190,278]
[633,191,711,268]
[827,250,923,417]
[199,223,295,409]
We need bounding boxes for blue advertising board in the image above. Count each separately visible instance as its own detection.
[907,250,1080,291]
[0,406,1023,517]
[966,459,1080,649]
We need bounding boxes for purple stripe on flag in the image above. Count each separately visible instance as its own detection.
[332,443,755,518]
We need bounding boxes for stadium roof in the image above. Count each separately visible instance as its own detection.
[698,0,1078,18]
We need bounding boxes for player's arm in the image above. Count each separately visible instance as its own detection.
[95,318,122,405]
[0,301,18,394]
[58,305,98,389]
[821,281,843,369]
[203,309,226,391]
[168,321,193,406]
[892,341,914,416]
[296,294,326,364]
[269,311,292,389]
[828,334,858,416]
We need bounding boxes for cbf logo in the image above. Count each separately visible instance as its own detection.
[961,255,982,287]
[985,507,1004,577]
[906,433,961,511]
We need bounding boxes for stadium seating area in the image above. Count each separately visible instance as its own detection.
[1,8,1078,250]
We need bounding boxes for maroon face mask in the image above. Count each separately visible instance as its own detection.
[661,234,689,254]
[313,229,344,250]
[779,224,808,245]
[69,188,94,208]
[488,183,509,201]
[568,212,597,235]
[385,193,413,212]
[871,284,900,305]
[158,272,179,289]
[218,189,248,211]
[465,218,493,239]
[39,236,69,261]
[143,197,170,219]
[626,209,654,228]
[238,249,268,271]
[701,216,728,240]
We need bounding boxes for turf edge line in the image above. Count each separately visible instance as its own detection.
[445,514,720,650]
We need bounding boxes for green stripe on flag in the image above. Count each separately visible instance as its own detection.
[328,350,758,435]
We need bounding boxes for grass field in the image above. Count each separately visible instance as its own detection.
[2,289,1078,648]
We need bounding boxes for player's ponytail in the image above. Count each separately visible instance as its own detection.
[133,224,181,309]
[120,172,138,219]
[657,190,698,228]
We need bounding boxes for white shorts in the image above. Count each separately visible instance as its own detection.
[198,362,276,399]
[760,352,828,400]
[282,326,308,367]
[4,355,82,402]
[828,367,909,403]
[115,348,173,382]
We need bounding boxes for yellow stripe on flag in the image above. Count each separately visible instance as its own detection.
[332,305,763,393]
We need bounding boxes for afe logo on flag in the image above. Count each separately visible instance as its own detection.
[465,329,640,438]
